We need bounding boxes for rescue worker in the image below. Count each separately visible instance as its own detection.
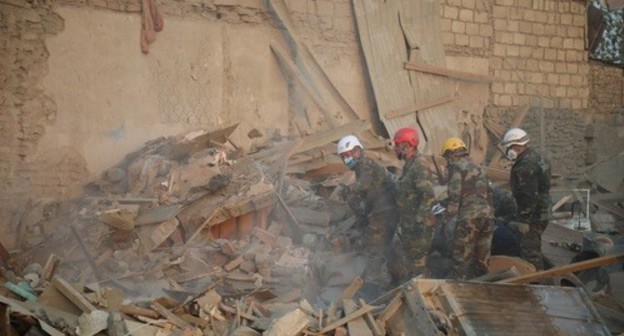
[391,127,436,280]
[440,138,495,279]
[336,135,399,286]
[502,128,551,270]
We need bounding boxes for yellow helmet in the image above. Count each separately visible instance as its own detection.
[441,137,467,155]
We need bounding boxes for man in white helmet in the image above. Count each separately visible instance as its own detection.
[336,135,399,287]
[502,128,551,270]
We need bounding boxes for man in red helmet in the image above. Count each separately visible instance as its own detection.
[390,127,436,281]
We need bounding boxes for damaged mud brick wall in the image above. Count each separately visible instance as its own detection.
[0,1,88,232]
[589,61,624,114]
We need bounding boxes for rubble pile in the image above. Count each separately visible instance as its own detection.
[1,125,623,335]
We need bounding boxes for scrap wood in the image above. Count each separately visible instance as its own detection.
[404,61,493,83]
[402,288,442,336]
[343,299,373,336]
[500,252,624,284]
[119,304,160,319]
[265,0,361,121]
[377,292,403,323]
[219,302,257,321]
[263,308,310,336]
[316,304,376,334]
[69,224,102,281]
[41,254,61,284]
[270,43,337,128]
[337,277,364,303]
[52,277,97,314]
[151,301,192,330]
[552,195,573,212]
[224,256,244,272]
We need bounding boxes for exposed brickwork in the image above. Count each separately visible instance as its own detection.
[588,61,624,114]
[0,0,88,233]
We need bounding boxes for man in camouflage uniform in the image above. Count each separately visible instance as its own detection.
[440,138,494,279]
[502,128,551,270]
[391,127,436,281]
[337,135,399,286]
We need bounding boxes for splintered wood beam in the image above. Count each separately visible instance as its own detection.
[385,95,458,120]
[343,299,373,336]
[52,277,97,314]
[404,61,492,83]
[500,253,624,284]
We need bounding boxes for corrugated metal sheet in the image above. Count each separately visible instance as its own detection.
[412,280,612,336]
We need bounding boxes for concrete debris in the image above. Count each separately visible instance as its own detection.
[0,123,621,336]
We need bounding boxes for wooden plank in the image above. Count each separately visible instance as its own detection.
[399,0,459,155]
[404,61,492,83]
[339,277,364,302]
[270,43,337,127]
[378,292,403,322]
[151,302,191,330]
[266,0,361,121]
[402,287,441,336]
[52,277,96,314]
[359,298,384,336]
[343,299,374,336]
[500,253,624,284]
[119,304,160,319]
[353,0,420,141]
[386,95,458,120]
[317,304,375,334]
[552,195,573,212]
[264,308,309,336]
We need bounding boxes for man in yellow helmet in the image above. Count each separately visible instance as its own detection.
[439,137,495,279]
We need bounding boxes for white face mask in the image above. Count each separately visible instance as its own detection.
[506,148,518,161]
[343,156,357,169]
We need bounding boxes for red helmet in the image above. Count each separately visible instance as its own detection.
[393,127,420,147]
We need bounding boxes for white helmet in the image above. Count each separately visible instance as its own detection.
[337,135,363,154]
[502,128,529,150]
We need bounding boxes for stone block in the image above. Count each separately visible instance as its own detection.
[563,38,573,49]
[492,82,505,93]
[532,23,544,35]
[452,21,466,34]
[529,72,544,84]
[463,0,476,8]
[504,82,516,94]
[538,61,554,72]
[531,47,543,59]
[449,0,462,6]
[559,98,571,109]
[493,19,507,31]
[559,74,570,85]
[560,14,572,25]
[492,6,508,19]
[513,33,526,45]
[456,34,469,46]
[555,86,566,97]
[480,24,493,37]
[573,39,584,50]
[520,46,532,57]
[445,7,459,19]
[496,0,513,6]
[565,50,577,62]
[544,24,557,35]
[537,36,550,47]
[499,94,512,106]
[557,50,566,61]
[523,9,537,22]
[466,22,479,35]
[535,11,548,23]
[566,87,579,98]
[442,32,455,45]
[559,2,570,12]
[475,12,488,23]
[550,36,563,48]
[526,35,538,46]
[571,98,583,110]
[506,45,519,57]
[519,21,533,33]
[469,36,484,48]
[493,44,506,56]
[459,9,474,21]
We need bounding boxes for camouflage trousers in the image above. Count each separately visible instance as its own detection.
[518,220,548,270]
[449,217,494,280]
[388,224,433,284]
[364,209,399,256]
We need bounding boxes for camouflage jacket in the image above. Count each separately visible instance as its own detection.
[444,156,494,222]
[396,154,435,230]
[346,154,397,216]
[510,147,552,223]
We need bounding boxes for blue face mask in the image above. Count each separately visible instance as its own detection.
[343,157,357,169]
